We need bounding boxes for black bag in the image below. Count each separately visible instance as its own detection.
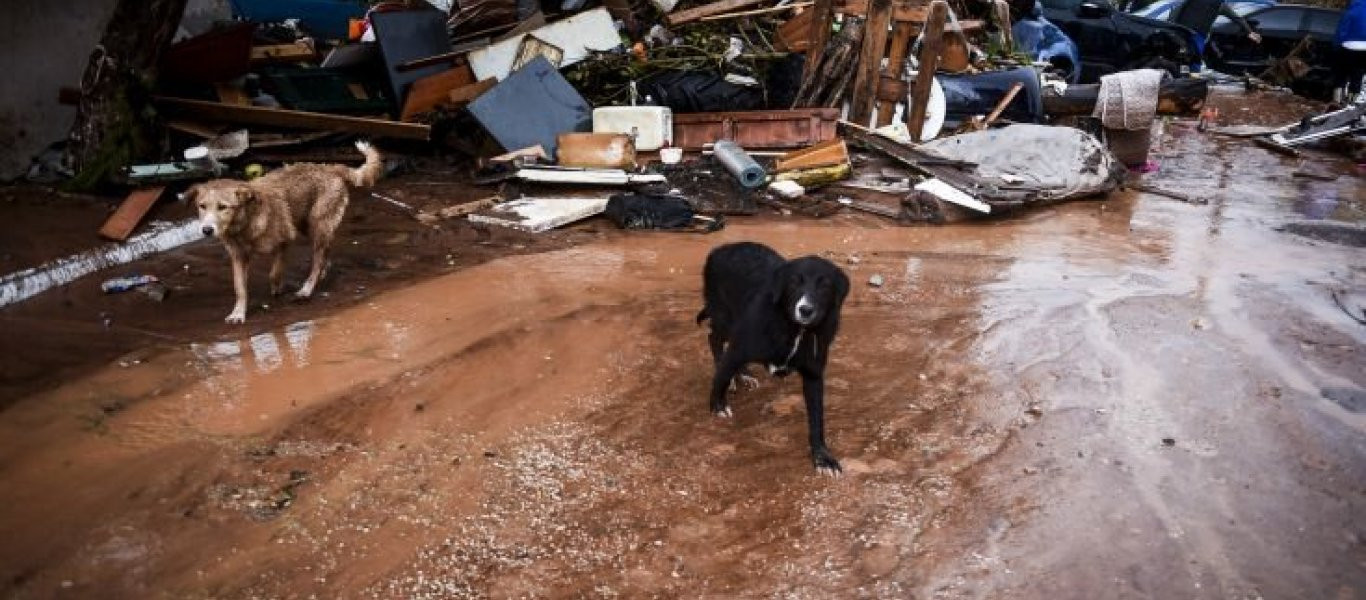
[639,71,763,113]
[605,193,707,230]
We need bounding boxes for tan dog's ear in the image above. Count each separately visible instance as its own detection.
[234,188,256,203]
[181,185,200,203]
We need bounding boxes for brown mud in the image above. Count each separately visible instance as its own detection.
[1,89,1364,599]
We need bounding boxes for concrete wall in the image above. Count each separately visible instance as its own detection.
[0,0,231,181]
[0,0,121,180]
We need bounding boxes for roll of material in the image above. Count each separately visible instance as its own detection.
[711,140,766,189]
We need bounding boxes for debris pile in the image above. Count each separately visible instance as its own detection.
[34,0,1365,240]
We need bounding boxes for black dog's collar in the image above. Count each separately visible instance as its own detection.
[768,328,809,376]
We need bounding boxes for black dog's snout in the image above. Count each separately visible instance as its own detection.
[797,304,815,318]
[201,226,215,236]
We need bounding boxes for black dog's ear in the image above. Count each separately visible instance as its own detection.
[767,262,793,307]
[832,267,851,307]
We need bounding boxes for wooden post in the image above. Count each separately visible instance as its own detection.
[992,0,1014,51]
[64,0,189,189]
[849,0,893,126]
[794,17,865,108]
[906,0,947,142]
[876,21,916,127]
[801,0,836,89]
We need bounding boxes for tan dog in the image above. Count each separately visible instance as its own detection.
[187,141,382,323]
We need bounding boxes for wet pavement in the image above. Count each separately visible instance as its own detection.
[1,91,1364,598]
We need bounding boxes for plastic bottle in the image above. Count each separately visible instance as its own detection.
[101,275,159,293]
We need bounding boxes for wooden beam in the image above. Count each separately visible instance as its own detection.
[849,0,892,126]
[154,97,431,140]
[801,0,836,88]
[876,20,916,127]
[99,187,165,241]
[665,0,768,26]
[906,0,946,142]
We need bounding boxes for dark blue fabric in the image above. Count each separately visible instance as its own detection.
[1338,0,1366,46]
[1012,1,1083,83]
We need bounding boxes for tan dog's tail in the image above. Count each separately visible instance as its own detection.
[347,141,384,187]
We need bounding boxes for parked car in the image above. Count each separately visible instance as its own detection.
[1041,0,1198,82]
[1132,0,1275,28]
[1207,4,1342,96]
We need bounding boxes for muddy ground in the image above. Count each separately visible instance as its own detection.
[1,89,1363,599]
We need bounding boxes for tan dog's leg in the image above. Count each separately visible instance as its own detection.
[226,245,250,323]
[269,250,286,297]
[296,237,330,299]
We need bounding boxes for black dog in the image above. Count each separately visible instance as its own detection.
[696,242,850,474]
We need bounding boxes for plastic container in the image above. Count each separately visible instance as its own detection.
[101,275,159,294]
[593,106,673,151]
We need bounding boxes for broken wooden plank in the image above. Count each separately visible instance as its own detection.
[400,64,476,121]
[838,0,930,22]
[876,20,916,127]
[417,196,503,223]
[701,2,814,21]
[849,0,893,126]
[801,0,836,85]
[795,16,864,108]
[154,97,431,140]
[448,78,498,107]
[250,42,316,64]
[666,0,768,25]
[777,7,817,52]
[840,120,1033,207]
[983,82,1024,126]
[907,0,947,142]
[775,139,849,171]
[100,187,166,241]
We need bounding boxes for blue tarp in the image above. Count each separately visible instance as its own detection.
[1012,1,1083,83]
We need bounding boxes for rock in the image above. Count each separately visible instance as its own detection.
[869,274,884,287]
[840,458,873,474]
[1162,437,1176,447]
[856,544,900,578]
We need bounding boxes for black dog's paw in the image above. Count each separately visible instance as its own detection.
[812,448,842,476]
[729,374,760,392]
[711,403,734,418]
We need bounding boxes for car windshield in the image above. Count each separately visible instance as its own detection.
[1042,0,1087,10]
[1136,0,1270,24]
